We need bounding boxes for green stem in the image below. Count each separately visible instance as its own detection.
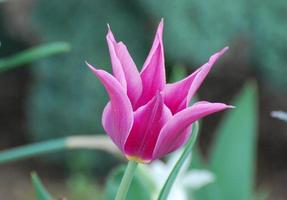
[115,160,138,200]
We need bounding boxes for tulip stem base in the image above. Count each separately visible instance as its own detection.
[115,160,138,200]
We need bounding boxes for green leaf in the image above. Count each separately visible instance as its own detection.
[157,121,199,200]
[0,138,66,164]
[195,82,258,200]
[104,165,152,200]
[0,42,70,72]
[31,172,53,200]
[0,135,119,165]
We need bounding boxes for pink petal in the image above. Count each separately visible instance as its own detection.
[106,28,127,91]
[163,47,228,114]
[186,47,229,106]
[115,42,143,107]
[106,27,143,107]
[124,93,172,162]
[153,101,233,159]
[87,62,133,152]
[135,20,166,109]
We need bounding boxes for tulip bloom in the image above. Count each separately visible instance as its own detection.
[87,20,232,163]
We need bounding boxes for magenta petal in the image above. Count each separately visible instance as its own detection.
[106,29,127,91]
[124,93,172,162]
[163,70,200,114]
[87,63,133,152]
[163,47,228,114]
[153,101,232,159]
[186,47,229,106]
[115,42,143,107]
[136,20,166,109]
[106,28,143,107]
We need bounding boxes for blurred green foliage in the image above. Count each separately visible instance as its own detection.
[252,0,287,86]
[137,0,249,64]
[67,174,103,200]
[104,165,152,200]
[136,0,287,87]
[192,82,258,200]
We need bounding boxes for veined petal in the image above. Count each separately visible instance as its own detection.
[136,20,166,109]
[87,62,133,151]
[153,101,233,159]
[106,27,143,107]
[106,28,127,91]
[124,93,172,162]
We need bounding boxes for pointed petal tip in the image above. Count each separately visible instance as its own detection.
[220,46,229,55]
[106,25,116,43]
[156,19,164,37]
[85,61,98,72]
[223,46,229,51]
[85,60,91,66]
[215,103,235,110]
[227,105,235,109]
[85,62,107,77]
[207,46,229,66]
[107,24,114,35]
[214,102,234,108]
[193,102,234,111]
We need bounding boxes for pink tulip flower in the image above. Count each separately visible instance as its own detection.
[87,20,233,163]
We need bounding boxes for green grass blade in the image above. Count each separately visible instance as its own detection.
[0,42,70,72]
[0,135,120,164]
[157,121,199,200]
[0,138,66,164]
[31,172,53,200]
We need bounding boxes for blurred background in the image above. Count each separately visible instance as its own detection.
[0,0,286,199]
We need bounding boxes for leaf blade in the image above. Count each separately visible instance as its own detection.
[157,121,200,200]
[0,42,70,72]
[31,172,53,200]
[208,82,258,200]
